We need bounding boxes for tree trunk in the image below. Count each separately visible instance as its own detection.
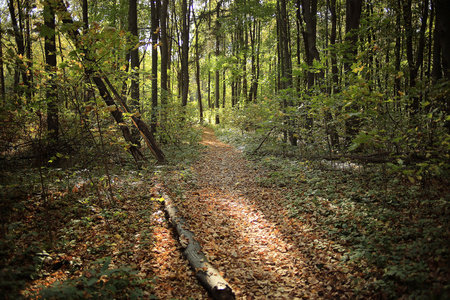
[160,0,169,106]
[329,0,339,89]
[194,13,203,123]
[215,1,221,124]
[435,0,450,80]
[129,0,140,110]
[301,0,320,133]
[157,185,235,300]
[44,0,59,146]
[343,0,362,74]
[82,0,88,31]
[344,0,362,145]
[394,0,402,98]
[248,19,260,103]
[403,0,428,114]
[150,0,159,133]
[0,18,5,104]
[301,0,321,88]
[434,0,450,131]
[181,0,190,108]
[278,0,296,145]
[327,0,340,148]
[129,0,141,143]
[8,0,29,98]
[57,0,165,163]
[25,0,33,99]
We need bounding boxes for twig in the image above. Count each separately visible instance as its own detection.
[252,126,276,154]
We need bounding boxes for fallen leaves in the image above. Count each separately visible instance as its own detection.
[163,128,367,299]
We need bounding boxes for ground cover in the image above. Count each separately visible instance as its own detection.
[216,127,450,299]
[1,126,448,299]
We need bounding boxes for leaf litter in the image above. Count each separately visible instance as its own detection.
[163,128,369,299]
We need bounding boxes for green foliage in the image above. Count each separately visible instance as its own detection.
[0,239,40,300]
[39,257,144,299]
[220,127,449,298]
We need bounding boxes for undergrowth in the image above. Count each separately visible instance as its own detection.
[1,161,161,299]
[215,126,450,299]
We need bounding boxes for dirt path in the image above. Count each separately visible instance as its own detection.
[171,128,358,299]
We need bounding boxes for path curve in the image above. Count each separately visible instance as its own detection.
[172,128,357,299]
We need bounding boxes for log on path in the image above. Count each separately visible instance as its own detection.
[156,185,235,300]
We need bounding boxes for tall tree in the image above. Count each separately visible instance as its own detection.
[150,0,159,133]
[248,19,261,102]
[434,0,450,131]
[0,18,5,104]
[214,1,221,124]
[181,0,191,108]
[44,0,59,146]
[8,0,29,98]
[326,0,340,148]
[160,0,169,107]
[301,0,321,88]
[56,0,165,163]
[403,0,428,114]
[193,12,203,123]
[344,0,362,144]
[328,0,338,91]
[434,0,450,80]
[129,0,140,111]
[278,0,296,145]
[343,0,362,74]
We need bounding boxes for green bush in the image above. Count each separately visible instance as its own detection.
[39,257,145,299]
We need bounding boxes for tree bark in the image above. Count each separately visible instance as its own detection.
[344,0,362,145]
[181,0,190,108]
[44,0,59,146]
[194,13,203,123]
[150,0,159,133]
[0,18,5,104]
[434,0,450,131]
[160,0,169,106]
[435,0,450,80]
[129,0,140,111]
[215,1,221,124]
[343,0,362,74]
[278,0,296,145]
[129,0,141,143]
[8,0,29,97]
[248,19,260,102]
[157,185,235,300]
[327,0,340,148]
[301,0,321,88]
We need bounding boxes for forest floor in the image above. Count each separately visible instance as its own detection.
[161,127,368,299]
[2,126,448,299]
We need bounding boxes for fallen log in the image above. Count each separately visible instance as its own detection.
[156,185,235,300]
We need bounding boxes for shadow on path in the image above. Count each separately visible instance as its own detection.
[172,128,359,299]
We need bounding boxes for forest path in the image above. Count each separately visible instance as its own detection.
[172,128,355,299]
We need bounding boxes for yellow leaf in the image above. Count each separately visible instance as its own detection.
[407,176,415,184]
[106,105,117,112]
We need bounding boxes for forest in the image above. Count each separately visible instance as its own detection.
[0,0,449,299]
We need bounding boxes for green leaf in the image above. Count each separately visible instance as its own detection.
[87,277,98,287]
[100,257,111,272]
